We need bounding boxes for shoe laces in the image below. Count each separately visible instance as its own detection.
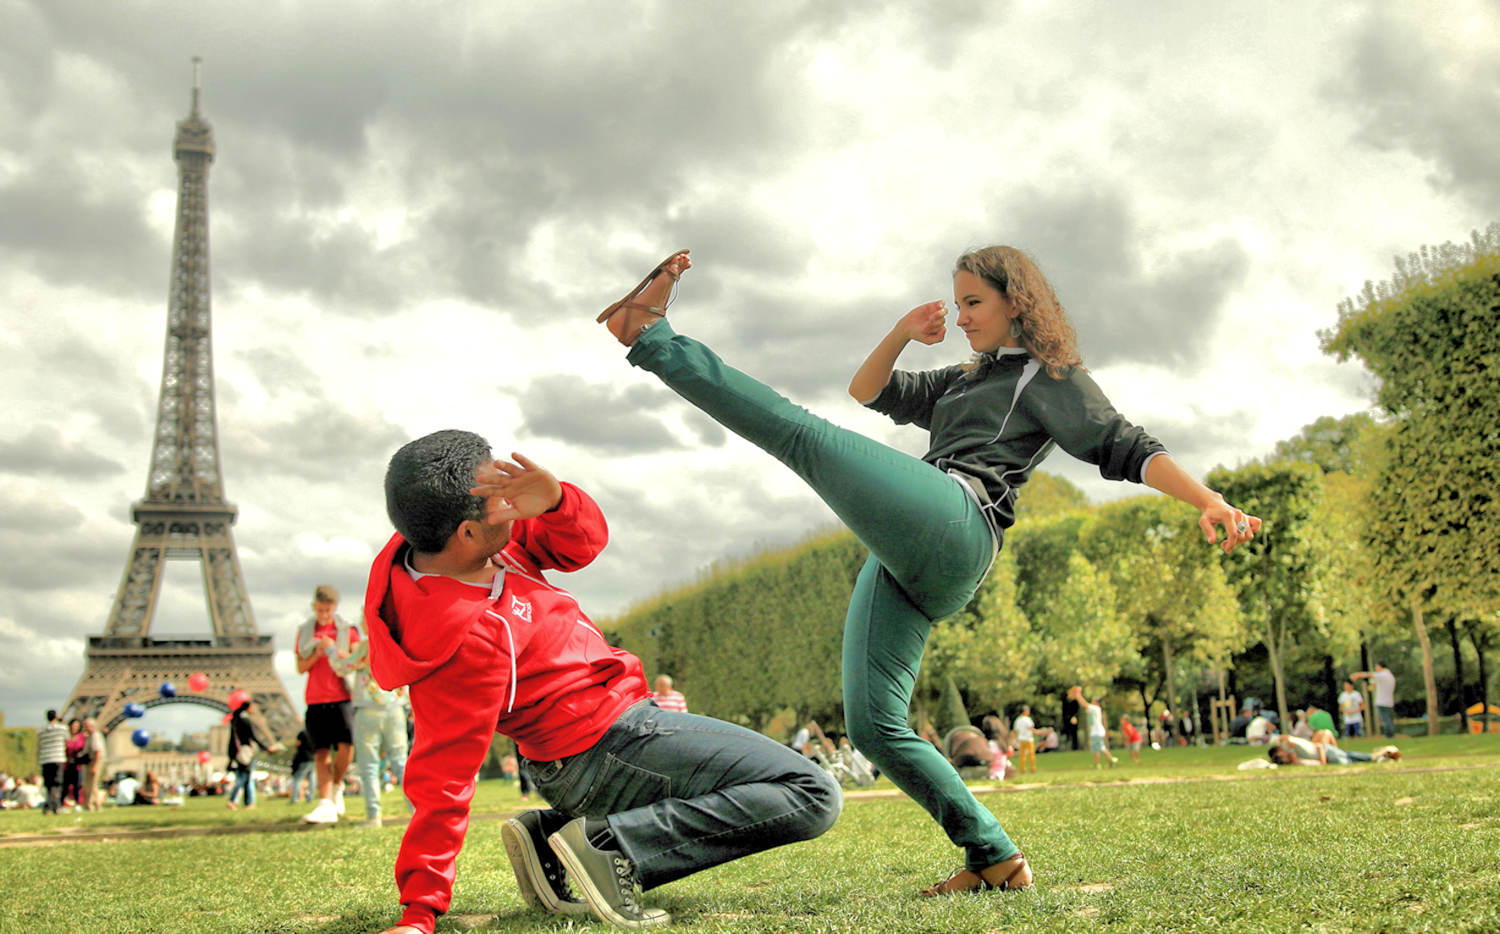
[611,855,645,914]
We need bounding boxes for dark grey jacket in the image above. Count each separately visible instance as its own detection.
[865,348,1166,534]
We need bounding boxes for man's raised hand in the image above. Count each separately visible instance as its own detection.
[469,452,563,524]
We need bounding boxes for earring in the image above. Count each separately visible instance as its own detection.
[1009,318,1023,339]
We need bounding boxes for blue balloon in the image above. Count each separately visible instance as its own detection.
[123,702,146,718]
[130,728,151,748]
[159,681,176,698]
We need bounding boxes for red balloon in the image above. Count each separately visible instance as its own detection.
[227,689,249,710]
[188,672,209,692]
[197,750,211,764]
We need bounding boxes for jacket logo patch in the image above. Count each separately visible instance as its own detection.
[510,594,533,622]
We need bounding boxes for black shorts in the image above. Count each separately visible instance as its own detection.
[305,701,354,751]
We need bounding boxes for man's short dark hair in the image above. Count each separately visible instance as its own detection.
[385,430,492,553]
[46,709,58,721]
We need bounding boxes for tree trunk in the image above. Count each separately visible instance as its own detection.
[1411,594,1440,737]
[1468,624,1491,734]
[1446,618,1468,732]
[1321,654,1339,720]
[1266,619,1291,730]
[1162,637,1180,741]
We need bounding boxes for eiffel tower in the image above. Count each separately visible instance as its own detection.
[62,61,299,743]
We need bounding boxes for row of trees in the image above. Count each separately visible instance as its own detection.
[605,226,1500,738]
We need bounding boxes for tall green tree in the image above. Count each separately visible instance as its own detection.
[1207,461,1325,730]
[1271,413,1379,476]
[1086,495,1246,734]
[926,549,1040,716]
[1036,551,1132,695]
[1012,471,1090,523]
[1321,224,1500,733]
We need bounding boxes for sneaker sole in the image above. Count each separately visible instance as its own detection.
[548,826,670,928]
[502,818,589,916]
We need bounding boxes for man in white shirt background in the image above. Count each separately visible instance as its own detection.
[1353,664,1397,737]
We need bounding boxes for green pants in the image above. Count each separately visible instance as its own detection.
[629,322,1018,870]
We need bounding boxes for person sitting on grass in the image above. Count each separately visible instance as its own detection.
[1306,704,1337,736]
[365,431,841,934]
[135,770,161,805]
[1267,733,1400,766]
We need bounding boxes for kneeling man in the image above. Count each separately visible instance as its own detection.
[368,430,841,933]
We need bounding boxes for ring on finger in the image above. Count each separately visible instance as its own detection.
[1235,520,1249,534]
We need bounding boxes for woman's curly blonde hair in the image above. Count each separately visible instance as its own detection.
[955,246,1082,379]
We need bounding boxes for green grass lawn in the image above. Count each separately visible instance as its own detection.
[3,735,1498,933]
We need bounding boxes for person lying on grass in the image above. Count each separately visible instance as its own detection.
[1267,732,1400,766]
[366,432,840,933]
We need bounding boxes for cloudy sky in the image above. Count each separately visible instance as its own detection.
[2,1,1495,737]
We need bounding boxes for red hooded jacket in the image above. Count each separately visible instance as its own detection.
[363,482,648,933]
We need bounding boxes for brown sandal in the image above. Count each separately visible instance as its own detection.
[918,852,1032,897]
[597,249,690,325]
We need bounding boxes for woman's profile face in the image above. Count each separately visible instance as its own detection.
[952,270,1019,353]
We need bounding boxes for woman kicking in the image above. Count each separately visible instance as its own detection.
[600,247,1260,896]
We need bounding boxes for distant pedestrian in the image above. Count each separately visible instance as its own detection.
[1337,681,1365,738]
[287,730,316,805]
[1353,665,1397,737]
[1120,715,1142,763]
[345,638,410,829]
[227,699,279,810]
[653,675,688,713]
[1012,705,1037,773]
[81,718,106,811]
[1069,686,1117,768]
[296,584,359,824]
[63,718,86,810]
[37,709,68,815]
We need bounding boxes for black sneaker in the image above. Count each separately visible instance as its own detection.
[547,817,671,928]
[502,810,590,916]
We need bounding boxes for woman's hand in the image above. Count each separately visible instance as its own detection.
[1198,498,1262,554]
[898,301,947,345]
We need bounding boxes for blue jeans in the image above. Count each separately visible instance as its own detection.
[1323,747,1372,765]
[229,764,255,806]
[1343,720,1364,738]
[1377,706,1396,737]
[526,701,841,890]
[288,761,316,803]
[630,323,1016,871]
[354,705,409,819]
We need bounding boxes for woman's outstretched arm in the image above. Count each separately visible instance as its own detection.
[1143,454,1262,553]
[848,301,947,403]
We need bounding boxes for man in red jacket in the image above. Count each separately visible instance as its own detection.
[368,430,840,934]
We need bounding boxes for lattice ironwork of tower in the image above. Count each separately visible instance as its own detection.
[62,63,300,744]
